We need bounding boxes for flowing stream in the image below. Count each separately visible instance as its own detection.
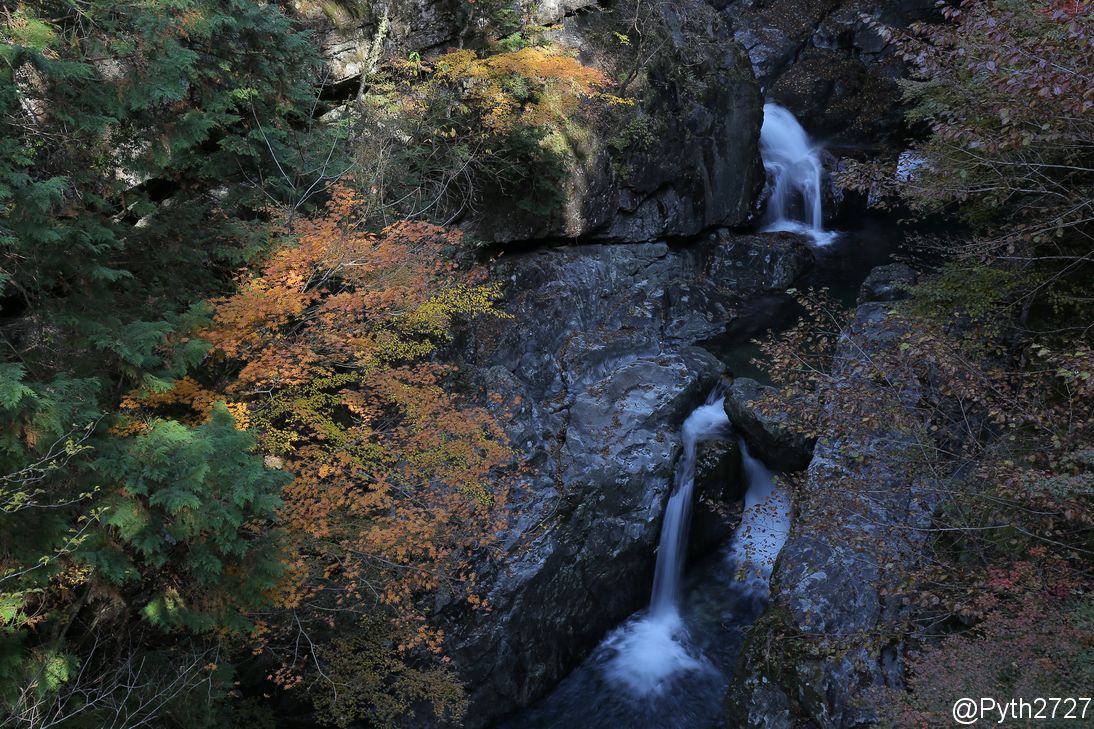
[728,441,792,592]
[500,396,792,729]
[760,102,837,246]
[497,104,902,729]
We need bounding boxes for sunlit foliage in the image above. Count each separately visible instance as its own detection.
[126,185,513,726]
[348,42,615,225]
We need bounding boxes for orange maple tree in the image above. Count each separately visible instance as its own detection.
[125,185,513,725]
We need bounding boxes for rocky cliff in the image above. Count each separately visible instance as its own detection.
[297,0,764,244]
[486,0,764,242]
[723,290,944,729]
[442,233,813,725]
[288,1,938,724]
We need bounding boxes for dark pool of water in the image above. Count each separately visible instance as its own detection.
[706,213,909,383]
[496,550,769,729]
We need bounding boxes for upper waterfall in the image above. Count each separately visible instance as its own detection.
[759,103,837,246]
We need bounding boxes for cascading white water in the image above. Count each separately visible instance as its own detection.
[649,396,730,616]
[728,440,791,591]
[760,102,837,246]
[513,398,798,724]
[600,404,794,698]
[603,394,729,695]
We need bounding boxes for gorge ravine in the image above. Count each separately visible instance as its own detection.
[463,101,910,728]
[384,1,936,723]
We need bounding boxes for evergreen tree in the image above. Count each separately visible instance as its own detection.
[0,1,328,724]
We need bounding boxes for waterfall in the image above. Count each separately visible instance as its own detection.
[516,394,796,719]
[649,395,730,616]
[602,392,728,695]
[759,102,837,246]
[728,440,791,591]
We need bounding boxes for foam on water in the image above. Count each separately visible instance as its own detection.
[601,608,708,696]
[759,102,838,246]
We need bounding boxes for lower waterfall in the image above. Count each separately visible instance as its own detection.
[500,391,792,728]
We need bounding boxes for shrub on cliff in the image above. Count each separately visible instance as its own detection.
[340,41,617,229]
[758,0,1093,722]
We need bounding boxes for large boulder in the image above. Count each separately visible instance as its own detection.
[442,234,814,725]
[706,230,815,293]
[724,377,814,471]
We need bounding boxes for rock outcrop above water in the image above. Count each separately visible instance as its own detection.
[705,231,816,293]
[302,0,764,245]
[443,234,813,725]
[723,0,937,147]
[858,262,917,303]
[693,436,746,554]
[723,377,814,472]
[724,302,942,728]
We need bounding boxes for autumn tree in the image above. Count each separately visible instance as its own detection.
[843,0,1093,266]
[125,185,513,727]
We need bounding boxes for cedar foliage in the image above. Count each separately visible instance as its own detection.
[0,1,336,726]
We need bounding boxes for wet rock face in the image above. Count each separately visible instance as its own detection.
[722,0,937,147]
[706,231,816,294]
[723,0,842,87]
[858,262,917,303]
[692,436,745,554]
[723,377,815,472]
[444,233,814,726]
[724,303,942,729]
[766,47,905,147]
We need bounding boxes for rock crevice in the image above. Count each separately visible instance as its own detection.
[724,299,943,729]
